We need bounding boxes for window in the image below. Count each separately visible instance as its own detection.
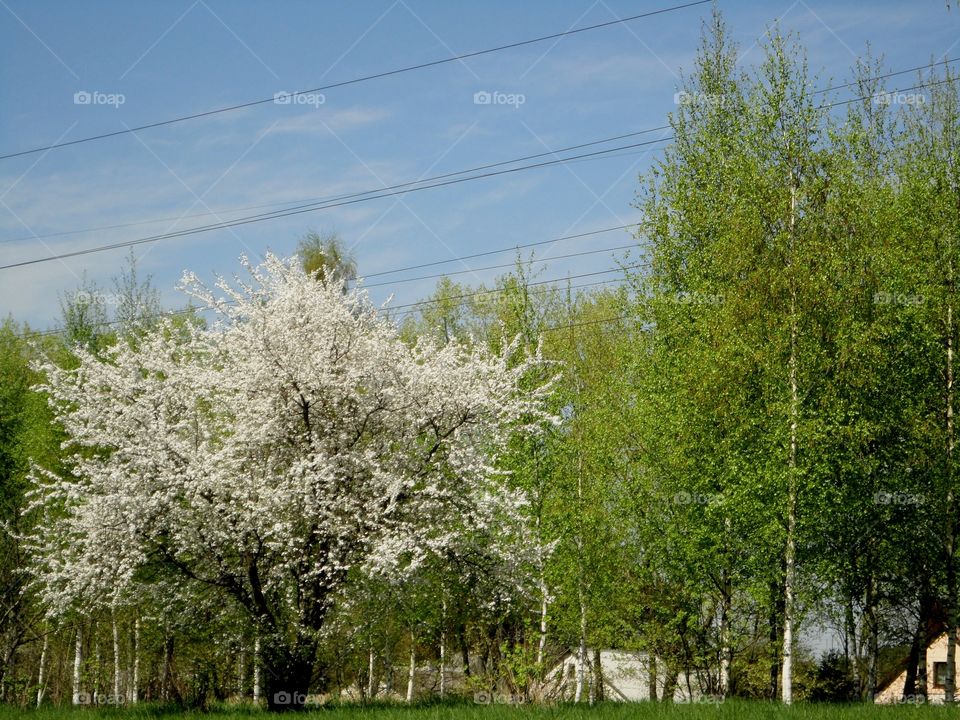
[933,662,948,689]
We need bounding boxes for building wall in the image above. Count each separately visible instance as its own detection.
[551,649,703,703]
[875,632,958,704]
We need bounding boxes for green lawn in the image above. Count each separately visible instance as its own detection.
[2,700,956,720]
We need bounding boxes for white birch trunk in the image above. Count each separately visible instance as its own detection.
[575,599,587,702]
[112,612,121,701]
[782,181,799,707]
[720,598,731,696]
[367,646,375,698]
[406,631,416,703]
[253,634,261,704]
[72,627,83,705]
[574,451,587,704]
[720,517,732,697]
[439,594,447,698]
[36,631,49,708]
[131,617,139,704]
[947,258,957,704]
[536,515,549,671]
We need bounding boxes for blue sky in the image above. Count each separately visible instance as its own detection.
[1,0,958,331]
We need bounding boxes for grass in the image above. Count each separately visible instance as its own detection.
[1,699,957,720]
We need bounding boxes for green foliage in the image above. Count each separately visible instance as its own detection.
[297,230,357,284]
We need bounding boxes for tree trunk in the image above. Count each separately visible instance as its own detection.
[845,596,861,696]
[537,566,549,672]
[131,617,139,704]
[161,632,175,702]
[261,633,317,711]
[406,631,416,703]
[92,627,101,703]
[648,654,658,701]
[947,264,957,703]
[663,667,677,703]
[367,645,375,698]
[575,599,587,702]
[36,631,49,708]
[574,450,587,704]
[782,180,799,706]
[112,611,122,702]
[719,553,732,697]
[769,581,781,701]
[72,626,83,705]
[865,576,879,700]
[592,648,604,703]
[904,615,921,699]
[253,633,261,705]
[439,594,447,698]
[238,643,246,700]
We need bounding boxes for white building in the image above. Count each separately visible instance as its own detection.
[546,649,704,702]
[875,631,959,704]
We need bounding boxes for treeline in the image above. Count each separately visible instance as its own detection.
[1,12,959,710]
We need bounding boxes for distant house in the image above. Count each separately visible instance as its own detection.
[875,631,959,704]
[546,649,703,703]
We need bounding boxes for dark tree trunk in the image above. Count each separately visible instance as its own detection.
[649,654,658,701]
[261,633,319,712]
[592,648,604,702]
[459,624,471,677]
[903,620,922,699]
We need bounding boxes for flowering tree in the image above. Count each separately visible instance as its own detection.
[28,255,553,710]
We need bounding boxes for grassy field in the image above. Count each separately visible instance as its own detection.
[1,700,957,720]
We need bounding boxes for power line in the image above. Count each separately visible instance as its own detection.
[365,241,637,288]
[386,263,645,312]
[8,55,957,246]
[1,131,667,246]
[363,224,640,278]
[390,276,634,321]
[6,52,956,256]
[26,263,645,339]
[0,0,710,161]
[0,136,671,270]
[8,69,957,271]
